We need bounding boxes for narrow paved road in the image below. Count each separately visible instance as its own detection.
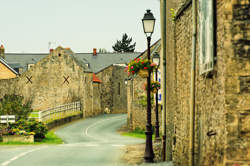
[0,114,144,166]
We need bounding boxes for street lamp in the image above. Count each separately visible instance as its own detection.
[142,9,156,163]
[124,79,128,85]
[152,52,160,140]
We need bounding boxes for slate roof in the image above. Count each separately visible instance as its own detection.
[5,53,47,71]
[0,57,19,75]
[73,53,140,73]
[4,52,140,74]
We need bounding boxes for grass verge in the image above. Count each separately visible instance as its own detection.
[120,128,155,140]
[0,131,63,145]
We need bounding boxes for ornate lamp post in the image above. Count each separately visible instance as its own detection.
[142,9,156,163]
[152,52,160,140]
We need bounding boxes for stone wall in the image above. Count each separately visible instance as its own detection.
[112,65,128,114]
[224,0,250,165]
[160,0,183,161]
[127,40,162,131]
[92,82,102,115]
[0,47,102,118]
[97,66,113,113]
[96,65,128,114]
[162,0,250,165]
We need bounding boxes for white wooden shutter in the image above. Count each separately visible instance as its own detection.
[199,0,214,75]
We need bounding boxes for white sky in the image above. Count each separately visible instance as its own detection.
[0,0,160,53]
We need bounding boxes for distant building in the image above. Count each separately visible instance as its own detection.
[0,46,140,115]
[0,45,18,79]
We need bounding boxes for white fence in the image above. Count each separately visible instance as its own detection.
[30,101,81,123]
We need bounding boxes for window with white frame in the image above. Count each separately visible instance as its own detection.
[199,0,215,75]
[27,64,35,70]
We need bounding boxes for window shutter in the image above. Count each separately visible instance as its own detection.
[199,0,214,75]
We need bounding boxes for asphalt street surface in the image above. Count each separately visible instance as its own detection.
[0,114,144,166]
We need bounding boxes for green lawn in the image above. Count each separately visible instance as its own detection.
[121,128,156,140]
[29,112,39,118]
[0,131,63,145]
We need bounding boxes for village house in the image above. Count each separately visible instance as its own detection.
[0,46,140,117]
[0,45,19,79]
[159,0,250,165]
[127,39,161,130]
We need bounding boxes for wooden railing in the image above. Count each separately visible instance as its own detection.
[30,101,81,123]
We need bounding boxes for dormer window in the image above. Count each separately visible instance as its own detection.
[28,64,35,70]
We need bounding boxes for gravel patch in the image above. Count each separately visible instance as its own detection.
[121,143,173,166]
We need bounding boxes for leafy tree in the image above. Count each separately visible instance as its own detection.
[0,94,33,120]
[112,33,136,52]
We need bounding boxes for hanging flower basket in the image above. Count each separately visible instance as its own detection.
[126,58,157,77]
[152,88,158,93]
[138,69,149,78]
[143,81,161,93]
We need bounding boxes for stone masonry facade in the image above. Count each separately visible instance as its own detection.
[0,47,102,118]
[96,65,128,114]
[161,0,250,165]
[127,40,161,131]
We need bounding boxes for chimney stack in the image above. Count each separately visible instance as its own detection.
[0,45,5,59]
[93,48,97,56]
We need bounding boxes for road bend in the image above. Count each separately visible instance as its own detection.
[0,114,144,166]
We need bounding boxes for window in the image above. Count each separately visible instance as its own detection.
[27,64,35,70]
[118,82,121,95]
[13,68,19,73]
[199,0,215,75]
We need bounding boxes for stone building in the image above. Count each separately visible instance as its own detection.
[0,58,18,80]
[0,45,19,79]
[73,50,140,114]
[160,0,250,165]
[0,46,140,116]
[127,39,161,130]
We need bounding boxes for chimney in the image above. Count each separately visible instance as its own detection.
[93,48,97,56]
[0,45,5,59]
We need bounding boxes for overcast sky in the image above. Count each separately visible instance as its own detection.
[0,0,160,53]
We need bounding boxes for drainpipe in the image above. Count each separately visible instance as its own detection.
[161,0,167,161]
[189,0,197,166]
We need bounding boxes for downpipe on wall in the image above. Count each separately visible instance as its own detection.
[190,0,197,166]
[161,0,167,161]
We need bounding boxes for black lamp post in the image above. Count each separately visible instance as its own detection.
[142,9,156,163]
[152,52,160,140]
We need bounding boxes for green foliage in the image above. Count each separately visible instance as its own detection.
[170,8,176,22]
[0,131,63,145]
[10,119,48,139]
[138,95,154,107]
[39,131,63,144]
[0,94,32,120]
[112,33,136,52]
[127,58,157,76]
[2,128,35,136]
[144,81,161,92]
[121,128,156,140]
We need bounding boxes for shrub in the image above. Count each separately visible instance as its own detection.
[10,119,48,139]
[0,94,32,120]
